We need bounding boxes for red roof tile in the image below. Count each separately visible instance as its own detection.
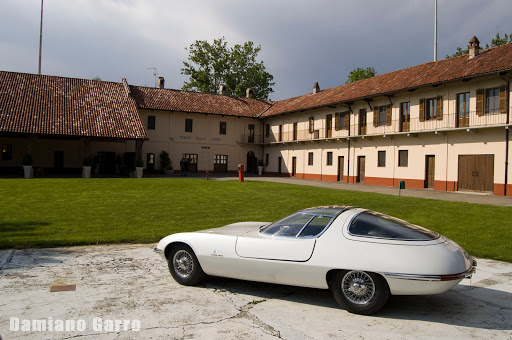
[129,86,271,118]
[0,71,147,139]
[262,42,512,117]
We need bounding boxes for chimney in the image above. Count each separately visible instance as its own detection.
[157,77,165,89]
[468,36,480,59]
[246,88,253,99]
[313,82,320,94]
[219,84,227,96]
[122,78,131,97]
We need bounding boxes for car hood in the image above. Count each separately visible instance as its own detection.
[198,222,269,236]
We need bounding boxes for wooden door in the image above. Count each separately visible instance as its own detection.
[292,157,297,177]
[337,156,344,182]
[326,114,332,138]
[425,155,435,188]
[278,157,282,176]
[458,155,494,192]
[357,156,365,183]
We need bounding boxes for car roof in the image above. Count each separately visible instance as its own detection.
[299,206,352,216]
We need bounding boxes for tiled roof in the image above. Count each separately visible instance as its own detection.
[0,71,147,139]
[261,42,512,117]
[130,85,271,118]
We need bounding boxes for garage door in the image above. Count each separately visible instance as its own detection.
[458,155,494,192]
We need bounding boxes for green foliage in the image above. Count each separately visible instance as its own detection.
[159,151,172,171]
[0,179,511,263]
[345,67,377,84]
[446,33,512,58]
[21,154,33,166]
[181,37,275,100]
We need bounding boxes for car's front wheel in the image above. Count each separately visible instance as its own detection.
[168,244,205,285]
[331,270,389,315]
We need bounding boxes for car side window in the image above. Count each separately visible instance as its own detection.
[298,215,331,237]
[261,213,312,237]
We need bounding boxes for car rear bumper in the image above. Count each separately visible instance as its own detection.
[384,257,477,282]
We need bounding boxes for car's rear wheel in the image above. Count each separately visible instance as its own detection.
[168,244,205,285]
[331,270,389,315]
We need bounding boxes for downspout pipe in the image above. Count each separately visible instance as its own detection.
[501,75,510,196]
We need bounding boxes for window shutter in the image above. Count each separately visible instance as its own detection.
[373,106,379,127]
[500,85,508,114]
[334,113,339,131]
[436,96,443,120]
[386,104,392,126]
[419,99,425,122]
[344,112,350,130]
[476,89,484,116]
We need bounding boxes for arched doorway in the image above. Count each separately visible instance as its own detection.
[247,151,257,174]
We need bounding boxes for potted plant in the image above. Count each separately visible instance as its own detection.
[136,159,144,178]
[257,159,264,176]
[22,153,33,179]
[83,157,93,178]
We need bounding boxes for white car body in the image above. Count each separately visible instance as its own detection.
[156,207,475,297]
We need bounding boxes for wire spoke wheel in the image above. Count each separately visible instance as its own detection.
[173,249,194,278]
[341,271,375,305]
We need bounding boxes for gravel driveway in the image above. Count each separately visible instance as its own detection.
[1,244,511,339]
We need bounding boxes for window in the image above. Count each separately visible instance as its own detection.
[147,115,155,130]
[185,118,193,132]
[309,117,315,133]
[260,209,339,238]
[457,92,470,127]
[214,154,228,164]
[2,144,12,160]
[308,152,314,166]
[326,152,333,166]
[359,109,367,135]
[214,154,228,173]
[219,122,226,135]
[336,111,349,130]
[265,153,269,166]
[378,151,386,167]
[398,150,408,167]
[426,98,437,120]
[400,102,410,132]
[485,88,500,114]
[278,125,283,142]
[378,106,387,126]
[349,211,440,240]
[265,124,270,137]
[293,122,298,140]
[248,124,255,143]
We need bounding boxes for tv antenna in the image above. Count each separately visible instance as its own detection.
[147,66,158,87]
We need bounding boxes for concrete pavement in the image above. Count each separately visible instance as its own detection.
[1,244,511,339]
[215,176,512,207]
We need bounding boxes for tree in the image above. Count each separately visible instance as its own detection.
[446,33,512,59]
[345,67,377,84]
[181,37,275,100]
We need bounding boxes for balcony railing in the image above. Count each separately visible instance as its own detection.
[238,134,264,144]
[265,110,511,144]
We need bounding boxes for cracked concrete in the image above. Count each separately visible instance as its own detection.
[0,244,511,339]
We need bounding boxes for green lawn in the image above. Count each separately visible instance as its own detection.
[0,178,511,262]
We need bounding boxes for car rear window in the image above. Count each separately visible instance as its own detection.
[348,211,440,241]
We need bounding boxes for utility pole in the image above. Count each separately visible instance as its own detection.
[38,0,44,74]
[434,0,438,62]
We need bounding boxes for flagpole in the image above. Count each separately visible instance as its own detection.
[434,0,437,61]
[38,0,44,74]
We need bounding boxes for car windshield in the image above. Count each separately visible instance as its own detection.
[261,207,343,238]
[348,211,440,241]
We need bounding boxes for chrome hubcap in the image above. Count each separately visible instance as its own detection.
[173,250,194,278]
[341,271,375,305]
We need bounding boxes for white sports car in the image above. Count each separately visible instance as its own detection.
[155,206,476,315]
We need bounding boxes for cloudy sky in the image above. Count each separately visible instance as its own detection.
[1,0,511,100]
